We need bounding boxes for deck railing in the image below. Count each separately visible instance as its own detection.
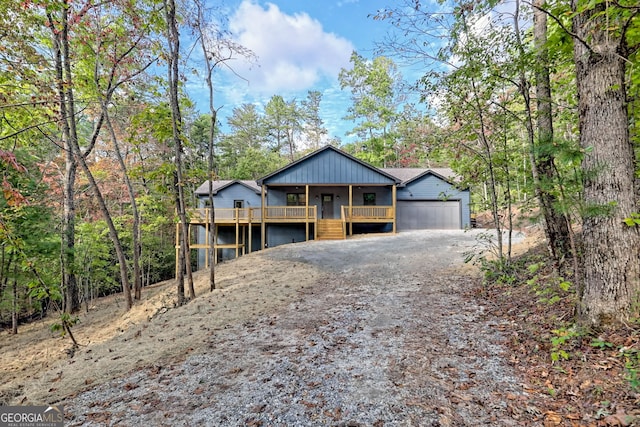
[264,206,316,220]
[189,204,393,224]
[344,205,394,221]
[189,208,261,223]
[188,206,317,223]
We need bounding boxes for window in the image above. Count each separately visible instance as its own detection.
[363,193,376,206]
[234,200,244,209]
[286,193,306,206]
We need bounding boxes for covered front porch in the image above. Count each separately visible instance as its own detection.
[259,183,396,247]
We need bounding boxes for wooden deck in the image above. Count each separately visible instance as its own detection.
[189,208,261,224]
[181,205,395,272]
[188,206,318,224]
[189,205,394,225]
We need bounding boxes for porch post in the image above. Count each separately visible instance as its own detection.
[261,185,266,249]
[305,184,309,241]
[392,184,397,233]
[235,208,240,259]
[214,224,218,265]
[204,221,209,269]
[349,185,353,236]
[248,209,253,253]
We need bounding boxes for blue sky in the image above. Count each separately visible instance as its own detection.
[191,0,405,143]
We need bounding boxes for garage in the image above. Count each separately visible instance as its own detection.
[396,200,462,230]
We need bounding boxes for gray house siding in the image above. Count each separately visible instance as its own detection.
[396,173,471,229]
[266,224,310,248]
[262,148,396,185]
[199,182,261,208]
[196,182,261,268]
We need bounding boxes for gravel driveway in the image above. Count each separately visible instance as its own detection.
[65,229,528,426]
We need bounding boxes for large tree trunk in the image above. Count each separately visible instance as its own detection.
[572,0,640,325]
[165,0,194,303]
[62,144,78,314]
[49,7,79,314]
[532,0,571,265]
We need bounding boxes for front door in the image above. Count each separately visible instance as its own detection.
[321,194,334,219]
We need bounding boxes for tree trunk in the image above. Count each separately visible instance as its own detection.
[174,173,186,306]
[103,107,143,300]
[62,146,78,314]
[52,3,133,311]
[193,0,218,291]
[71,137,134,311]
[532,0,571,265]
[11,258,17,335]
[49,7,79,314]
[165,0,194,302]
[572,0,640,325]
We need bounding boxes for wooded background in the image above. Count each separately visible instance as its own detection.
[1,0,638,333]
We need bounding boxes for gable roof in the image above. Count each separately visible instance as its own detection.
[257,145,401,186]
[382,168,459,186]
[194,179,260,196]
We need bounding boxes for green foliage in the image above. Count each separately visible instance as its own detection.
[463,231,516,285]
[1,148,60,325]
[50,313,79,335]
[76,221,120,298]
[338,52,408,167]
[623,213,640,227]
[622,347,640,391]
[550,326,582,362]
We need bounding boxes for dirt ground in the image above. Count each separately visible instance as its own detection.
[0,250,324,406]
[0,228,552,426]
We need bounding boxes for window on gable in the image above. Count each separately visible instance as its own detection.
[234,200,244,209]
[287,193,306,206]
[363,193,376,206]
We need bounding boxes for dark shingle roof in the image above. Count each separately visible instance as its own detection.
[381,168,458,185]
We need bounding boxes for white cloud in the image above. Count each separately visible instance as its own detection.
[226,1,354,95]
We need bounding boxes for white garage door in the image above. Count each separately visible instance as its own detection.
[397,201,461,230]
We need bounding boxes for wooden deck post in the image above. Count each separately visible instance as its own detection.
[235,208,240,259]
[261,185,266,249]
[204,220,209,269]
[248,209,253,254]
[213,224,218,265]
[305,184,309,241]
[349,185,353,236]
[392,184,397,233]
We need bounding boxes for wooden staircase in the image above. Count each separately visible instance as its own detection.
[317,219,345,240]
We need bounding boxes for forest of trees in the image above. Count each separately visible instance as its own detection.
[0,0,638,335]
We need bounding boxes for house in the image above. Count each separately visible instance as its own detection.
[185,145,471,269]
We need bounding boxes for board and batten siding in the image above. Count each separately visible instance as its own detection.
[262,149,396,185]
